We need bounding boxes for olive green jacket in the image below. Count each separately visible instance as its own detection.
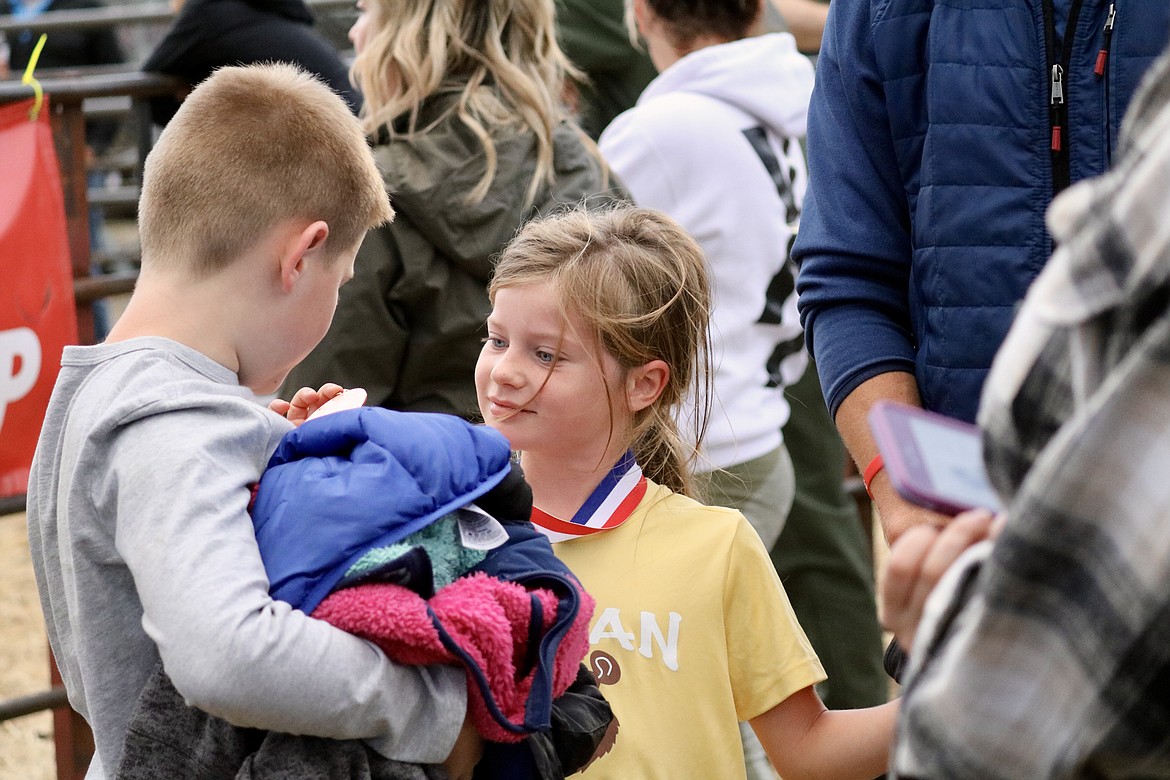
[282,103,625,418]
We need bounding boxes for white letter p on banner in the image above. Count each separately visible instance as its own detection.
[0,327,42,432]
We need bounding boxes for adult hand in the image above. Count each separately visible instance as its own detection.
[880,509,1001,651]
[870,485,951,545]
[441,713,484,780]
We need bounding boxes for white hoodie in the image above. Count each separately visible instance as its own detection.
[600,33,815,471]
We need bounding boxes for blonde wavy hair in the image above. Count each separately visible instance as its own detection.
[351,0,581,206]
[490,206,714,498]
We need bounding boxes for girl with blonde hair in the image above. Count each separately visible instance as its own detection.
[283,0,622,416]
[475,206,898,779]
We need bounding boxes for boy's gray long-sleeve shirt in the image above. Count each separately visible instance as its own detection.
[26,337,466,778]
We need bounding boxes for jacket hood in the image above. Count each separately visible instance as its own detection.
[373,104,621,278]
[640,33,814,138]
[251,408,512,613]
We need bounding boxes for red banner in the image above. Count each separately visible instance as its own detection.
[0,97,77,498]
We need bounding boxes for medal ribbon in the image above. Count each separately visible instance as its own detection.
[531,450,647,542]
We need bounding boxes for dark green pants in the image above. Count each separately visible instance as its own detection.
[772,358,888,708]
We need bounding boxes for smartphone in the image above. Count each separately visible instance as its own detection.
[868,400,1002,516]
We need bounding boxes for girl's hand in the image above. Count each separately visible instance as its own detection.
[267,383,345,426]
[881,509,1003,651]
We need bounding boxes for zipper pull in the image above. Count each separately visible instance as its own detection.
[1095,4,1116,77]
[1050,65,1063,152]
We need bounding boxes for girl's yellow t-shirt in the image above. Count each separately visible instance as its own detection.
[550,482,826,779]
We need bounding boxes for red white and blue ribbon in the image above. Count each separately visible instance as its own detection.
[532,450,647,543]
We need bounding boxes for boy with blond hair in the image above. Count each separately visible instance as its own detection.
[26,63,472,779]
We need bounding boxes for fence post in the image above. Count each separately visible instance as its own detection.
[48,96,97,346]
[49,655,93,780]
[46,95,99,778]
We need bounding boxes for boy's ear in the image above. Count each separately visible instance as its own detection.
[279,220,330,292]
[626,359,670,413]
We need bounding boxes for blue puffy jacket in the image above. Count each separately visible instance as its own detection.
[251,407,512,613]
[794,0,1169,422]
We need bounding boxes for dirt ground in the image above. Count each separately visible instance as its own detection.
[0,511,55,780]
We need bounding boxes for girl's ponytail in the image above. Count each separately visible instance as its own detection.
[634,412,695,498]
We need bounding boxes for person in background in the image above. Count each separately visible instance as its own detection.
[556,0,827,140]
[794,0,1170,543]
[881,45,1170,778]
[281,0,622,419]
[141,0,359,127]
[475,206,897,780]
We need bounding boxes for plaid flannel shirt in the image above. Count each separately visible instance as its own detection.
[891,49,1170,780]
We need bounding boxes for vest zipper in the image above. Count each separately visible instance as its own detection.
[1042,0,1087,195]
[1050,64,1065,155]
[1095,4,1116,163]
[1094,4,1116,76]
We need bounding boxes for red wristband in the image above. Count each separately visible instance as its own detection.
[862,454,884,499]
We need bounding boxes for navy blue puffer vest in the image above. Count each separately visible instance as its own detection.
[797,0,1169,422]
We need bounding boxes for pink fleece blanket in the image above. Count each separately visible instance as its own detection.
[313,571,593,743]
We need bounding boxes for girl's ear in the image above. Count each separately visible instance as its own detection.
[626,359,670,413]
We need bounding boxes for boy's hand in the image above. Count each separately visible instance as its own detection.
[267,383,345,425]
[881,509,1003,651]
[442,714,483,780]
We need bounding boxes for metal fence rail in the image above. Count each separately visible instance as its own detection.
[0,494,25,516]
[0,689,70,723]
[0,0,353,34]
